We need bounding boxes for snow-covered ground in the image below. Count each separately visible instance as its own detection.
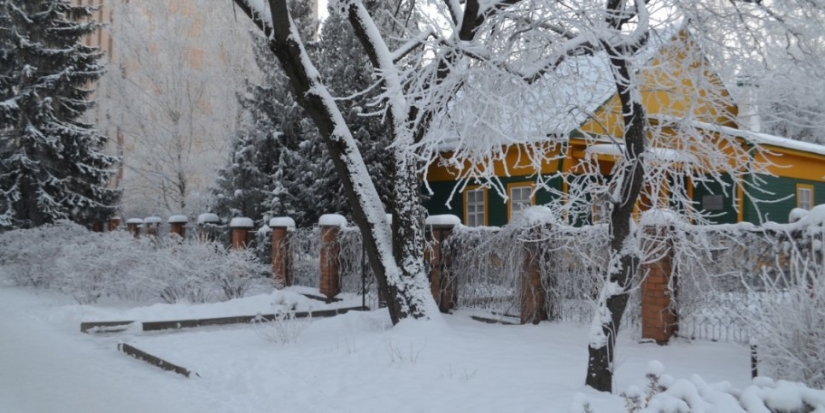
[0,285,754,413]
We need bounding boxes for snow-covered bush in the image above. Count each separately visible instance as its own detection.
[255,295,311,344]
[637,362,825,413]
[146,241,260,304]
[0,221,267,304]
[669,215,825,388]
[740,239,825,389]
[53,229,146,304]
[292,226,321,287]
[574,361,825,412]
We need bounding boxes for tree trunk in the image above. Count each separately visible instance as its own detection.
[585,44,647,392]
[230,0,433,324]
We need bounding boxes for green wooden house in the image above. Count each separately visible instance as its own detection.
[424,30,825,227]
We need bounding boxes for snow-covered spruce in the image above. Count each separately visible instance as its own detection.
[0,0,119,229]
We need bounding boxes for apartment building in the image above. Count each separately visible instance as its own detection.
[71,0,274,218]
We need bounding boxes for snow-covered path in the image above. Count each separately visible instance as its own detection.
[0,284,754,413]
[0,287,222,413]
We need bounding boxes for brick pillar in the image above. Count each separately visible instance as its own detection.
[319,214,346,301]
[425,215,461,313]
[126,218,143,238]
[641,225,677,344]
[144,216,161,237]
[521,232,548,325]
[108,217,121,232]
[168,215,188,240]
[92,222,104,232]
[197,213,221,241]
[229,217,254,250]
[269,217,295,289]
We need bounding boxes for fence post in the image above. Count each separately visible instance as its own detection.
[425,215,461,313]
[269,217,295,289]
[641,225,677,344]
[108,217,121,232]
[521,228,548,325]
[126,218,142,238]
[168,215,188,240]
[319,214,346,301]
[229,217,254,250]
[144,216,161,238]
[197,213,221,241]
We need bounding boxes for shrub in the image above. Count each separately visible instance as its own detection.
[0,221,267,304]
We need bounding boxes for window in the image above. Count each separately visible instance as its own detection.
[464,187,486,227]
[797,184,814,210]
[508,184,535,221]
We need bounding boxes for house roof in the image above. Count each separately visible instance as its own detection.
[428,25,684,154]
[651,115,825,158]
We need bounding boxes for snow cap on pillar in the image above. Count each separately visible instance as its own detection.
[126,218,143,225]
[269,217,296,230]
[168,214,188,224]
[197,213,220,225]
[229,217,254,228]
[319,214,347,228]
[425,214,461,227]
[143,216,162,224]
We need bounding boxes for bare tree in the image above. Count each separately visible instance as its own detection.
[227,0,820,393]
[99,1,255,217]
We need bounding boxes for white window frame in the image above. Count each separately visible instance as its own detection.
[797,184,814,211]
[465,187,486,227]
[508,185,534,221]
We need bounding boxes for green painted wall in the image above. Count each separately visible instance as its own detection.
[424,176,562,227]
[744,174,825,224]
[692,174,738,225]
[428,172,825,227]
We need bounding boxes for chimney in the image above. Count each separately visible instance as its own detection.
[736,74,761,133]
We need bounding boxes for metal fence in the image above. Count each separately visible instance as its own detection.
[671,225,818,344]
[443,223,641,332]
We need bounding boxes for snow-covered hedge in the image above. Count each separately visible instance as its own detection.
[0,221,267,304]
[573,361,825,412]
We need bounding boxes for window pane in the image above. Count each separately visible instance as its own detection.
[510,186,532,218]
[466,189,485,226]
[799,188,813,210]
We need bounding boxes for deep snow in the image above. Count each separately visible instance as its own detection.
[0,285,753,413]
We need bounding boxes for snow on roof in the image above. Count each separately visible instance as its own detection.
[586,143,699,164]
[168,215,188,224]
[197,213,220,224]
[268,217,296,229]
[429,27,680,153]
[652,115,825,158]
[318,214,347,228]
[229,217,254,228]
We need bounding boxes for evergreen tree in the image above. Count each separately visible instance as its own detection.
[312,2,397,212]
[213,0,333,228]
[0,0,119,229]
[213,0,407,228]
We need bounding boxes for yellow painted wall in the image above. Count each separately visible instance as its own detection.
[580,30,738,138]
[427,143,563,182]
